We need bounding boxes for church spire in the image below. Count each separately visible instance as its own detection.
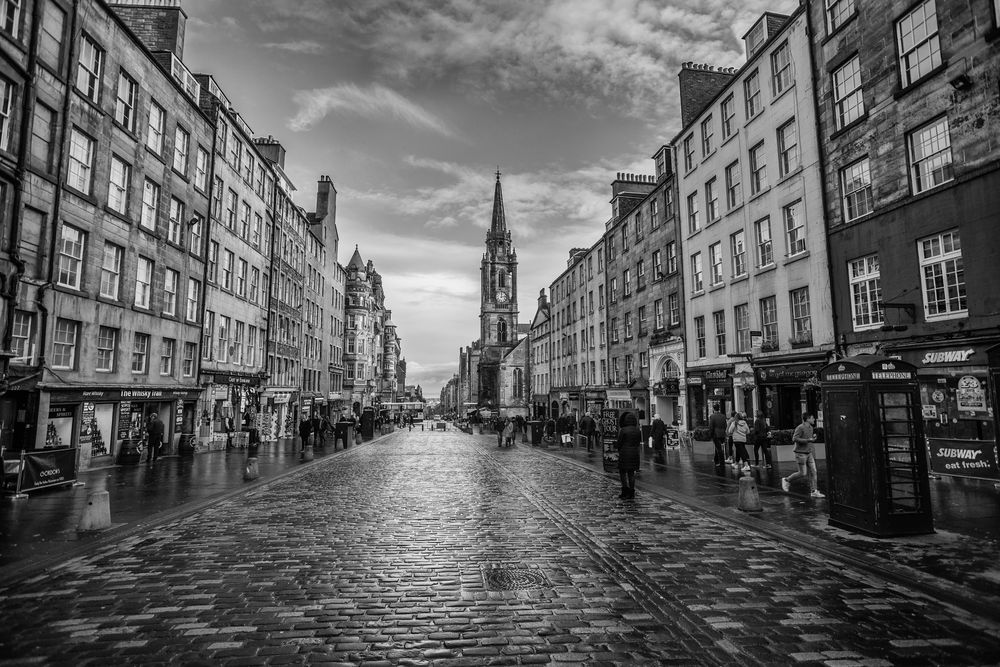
[489,168,506,238]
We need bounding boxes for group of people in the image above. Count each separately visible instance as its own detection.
[493,414,524,447]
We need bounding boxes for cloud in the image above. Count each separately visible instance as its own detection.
[288,83,456,137]
[262,40,325,54]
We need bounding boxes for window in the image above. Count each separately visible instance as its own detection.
[700,115,714,156]
[1,0,22,37]
[666,241,677,274]
[713,311,727,356]
[250,268,260,303]
[683,135,694,171]
[687,192,700,234]
[777,118,798,177]
[840,158,873,221]
[725,161,742,209]
[0,78,14,152]
[172,126,189,174]
[56,224,84,289]
[654,299,664,329]
[621,226,629,252]
[790,287,812,342]
[668,293,680,326]
[691,252,703,292]
[694,316,706,358]
[833,55,864,129]
[599,322,606,346]
[229,138,242,171]
[99,242,123,299]
[721,94,735,139]
[652,250,662,278]
[233,321,244,364]
[132,332,150,373]
[760,296,778,347]
[730,303,748,353]
[649,199,658,228]
[744,70,761,119]
[114,70,137,131]
[76,34,103,102]
[95,326,116,372]
[107,155,130,215]
[237,259,248,297]
[156,338,174,376]
[186,278,200,321]
[135,257,153,308]
[637,259,646,289]
[240,202,251,239]
[897,0,940,87]
[168,197,184,245]
[705,177,719,223]
[624,312,633,339]
[908,116,952,193]
[194,146,209,191]
[30,103,54,170]
[222,250,234,290]
[11,310,33,361]
[247,327,257,367]
[211,176,222,218]
[253,213,262,248]
[140,178,159,230]
[163,268,178,316]
[783,200,806,256]
[731,230,747,278]
[183,342,197,377]
[68,128,94,194]
[52,318,78,369]
[754,217,773,267]
[849,254,883,330]
[749,141,767,194]
[919,230,966,319]
[189,213,204,255]
[226,189,238,229]
[610,317,619,343]
[826,0,855,32]
[708,243,723,285]
[771,41,792,95]
[623,269,631,296]
[610,277,618,303]
[218,316,230,362]
[203,311,214,360]
[146,102,165,154]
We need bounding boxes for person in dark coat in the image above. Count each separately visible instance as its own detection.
[615,411,642,499]
[146,414,164,463]
[650,413,666,451]
[298,418,312,452]
[708,404,728,466]
[579,411,597,451]
[751,410,773,468]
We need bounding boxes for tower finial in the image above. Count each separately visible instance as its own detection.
[496,166,501,181]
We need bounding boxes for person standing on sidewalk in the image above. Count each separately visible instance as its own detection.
[615,411,642,499]
[751,410,772,469]
[298,417,312,453]
[650,413,666,451]
[728,412,751,472]
[579,411,597,451]
[782,413,825,498]
[146,414,164,463]
[709,404,728,466]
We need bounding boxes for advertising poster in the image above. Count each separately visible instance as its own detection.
[927,438,1000,480]
[601,408,620,472]
[19,447,78,492]
[956,376,988,418]
[79,402,95,454]
[117,402,132,440]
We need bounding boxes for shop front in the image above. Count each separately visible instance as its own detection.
[754,356,826,430]
[650,344,686,428]
[686,366,733,428]
[201,372,263,450]
[889,342,999,481]
[42,387,200,471]
[259,388,296,442]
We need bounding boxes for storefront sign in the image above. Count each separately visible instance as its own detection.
[956,376,988,416]
[921,348,977,365]
[686,376,702,385]
[17,447,78,492]
[48,406,74,420]
[756,365,820,383]
[211,373,261,386]
[653,379,680,395]
[50,387,203,403]
[175,402,184,429]
[605,389,631,401]
[893,346,988,368]
[117,402,132,440]
[927,438,1000,480]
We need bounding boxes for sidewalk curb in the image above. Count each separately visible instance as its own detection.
[533,446,1000,628]
[0,431,396,589]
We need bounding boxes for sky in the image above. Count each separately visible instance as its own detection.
[182,0,798,397]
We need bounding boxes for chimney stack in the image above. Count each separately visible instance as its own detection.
[110,0,188,60]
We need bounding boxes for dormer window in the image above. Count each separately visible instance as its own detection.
[746,20,765,56]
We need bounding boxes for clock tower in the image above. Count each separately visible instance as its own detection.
[478,170,519,406]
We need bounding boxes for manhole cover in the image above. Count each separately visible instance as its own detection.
[481,566,549,591]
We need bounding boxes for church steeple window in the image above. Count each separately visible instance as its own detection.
[498,269,507,288]
[497,319,508,343]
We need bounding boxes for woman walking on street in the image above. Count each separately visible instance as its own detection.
[615,411,642,499]
[728,412,752,472]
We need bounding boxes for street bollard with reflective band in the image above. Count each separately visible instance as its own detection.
[244,457,260,481]
[301,442,314,462]
[738,476,763,512]
[78,490,111,531]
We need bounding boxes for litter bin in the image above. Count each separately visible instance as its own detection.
[178,434,196,458]
[528,421,543,445]
[821,355,933,537]
[335,422,354,448]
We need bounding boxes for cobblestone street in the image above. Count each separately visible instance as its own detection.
[2,429,999,666]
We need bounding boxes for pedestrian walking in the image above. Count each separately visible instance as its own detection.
[298,418,312,452]
[310,414,322,445]
[615,411,642,499]
[751,410,773,468]
[728,412,751,472]
[494,415,506,448]
[725,411,739,462]
[579,411,597,451]
[708,404,728,466]
[503,417,515,447]
[146,413,164,463]
[781,413,825,498]
[650,413,666,451]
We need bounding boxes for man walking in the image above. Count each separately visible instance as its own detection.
[579,411,597,451]
[782,413,825,498]
[708,404,728,466]
[146,413,164,464]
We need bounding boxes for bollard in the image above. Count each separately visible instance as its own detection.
[737,476,763,512]
[244,456,260,481]
[301,443,314,462]
[78,490,111,531]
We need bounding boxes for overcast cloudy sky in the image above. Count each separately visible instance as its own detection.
[183,0,797,397]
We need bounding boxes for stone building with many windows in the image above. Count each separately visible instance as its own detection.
[808,0,1000,474]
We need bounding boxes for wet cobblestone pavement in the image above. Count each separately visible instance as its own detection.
[2,429,999,666]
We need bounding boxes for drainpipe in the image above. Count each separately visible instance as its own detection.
[37,0,81,372]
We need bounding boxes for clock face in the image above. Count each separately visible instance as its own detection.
[496,290,508,304]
